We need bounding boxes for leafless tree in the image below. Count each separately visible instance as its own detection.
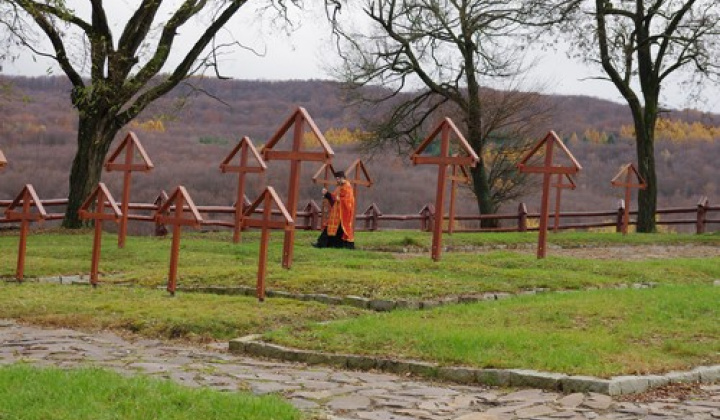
[0,0,339,227]
[330,0,555,224]
[547,0,720,232]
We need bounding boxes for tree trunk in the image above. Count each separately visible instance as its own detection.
[62,115,117,228]
[470,164,498,227]
[635,109,657,233]
[465,113,497,228]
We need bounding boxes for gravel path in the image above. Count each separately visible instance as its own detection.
[1,320,718,420]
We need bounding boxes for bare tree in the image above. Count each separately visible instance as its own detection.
[549,0,720,232]
[330,0,554,223]
[438,88,549,211]
[0,0,328,227]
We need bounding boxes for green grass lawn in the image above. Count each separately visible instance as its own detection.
[1,229,718,378]
[264,284,720,377]
[0,365,302,420]
[1,230,719,299]
[0,283,366,341]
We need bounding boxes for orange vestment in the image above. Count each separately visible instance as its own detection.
[326,181,355,242]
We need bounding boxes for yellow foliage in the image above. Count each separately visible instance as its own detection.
[568,132,580,145]
[130,119,166,133]
[620,118,720,143]
[483,143,525,162]
[302,127,372,146]
[583,128,607,144]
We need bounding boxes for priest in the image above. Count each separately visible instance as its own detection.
[313,171,355,249]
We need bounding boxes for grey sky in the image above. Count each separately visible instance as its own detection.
[2,1,719,114]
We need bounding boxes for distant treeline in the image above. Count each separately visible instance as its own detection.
[1,75,718,232]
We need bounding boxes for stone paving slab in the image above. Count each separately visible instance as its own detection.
[0,320,718,420]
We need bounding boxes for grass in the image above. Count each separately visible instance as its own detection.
[0,283,366,341]
[0,365,302,420]
[1,230,719,299]
[0,229,718,378]
[264,284,720,377]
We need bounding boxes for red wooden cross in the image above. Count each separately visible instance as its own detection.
[4,185,47,281]
[311,162,338,228]
[311,162,338,186]
[155,186,203,295]
[611,163,647,235]
[517,131,582,258]
[78,183,122,286]
[153,190,170,237]
[302,200,322,230]
[242,187,294,301]
[344,159,374,206]
[411,118,479,261]
[262,107,334,269]
[552,173,576,233]
[220,136,267,243]
[105,132,154,249]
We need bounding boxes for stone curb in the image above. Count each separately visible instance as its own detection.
[5,278,692,316]
[173,283,662,312]
[1,275,91,285]
[228,337,720,396]
[173,285,531,311]
[6,278,683,313]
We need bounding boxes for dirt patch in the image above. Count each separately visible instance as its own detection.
[518,245,720,260]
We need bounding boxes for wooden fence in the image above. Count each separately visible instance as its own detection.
[1,196,719,235]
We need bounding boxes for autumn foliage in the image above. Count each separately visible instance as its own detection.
[1,76,719,232]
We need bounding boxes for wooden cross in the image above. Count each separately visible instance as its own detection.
[155,186,203,295]
[447,161,471,235]
[301,200,322,230]
[311,162,338,186]
[411,118,479,261]
[105,132,154,249]
[552,173,576,232]
[517,131,582,258]
[344,159,374,205]
[262,107,334,269]
[78,183,122,286]
[611,163,647,235]
[242,187,294,301]
[312,160,373,228]
[4,185,47,281]
[311,162,338,228]
[0,148,7,170]
[419,204,435,232]
[153,190,169,237]
[220,136,267,243]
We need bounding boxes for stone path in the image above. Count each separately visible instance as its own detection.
[1,320,718,420]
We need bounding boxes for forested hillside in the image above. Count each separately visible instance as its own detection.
[1,75,719,231]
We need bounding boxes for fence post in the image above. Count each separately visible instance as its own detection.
[364,203,381,231]
[419,204,435,232]
[311,201,321,230]
[302,200,321,230]
[697,196,708,234]
[518,203,528,232]
[616,199,625,233]
[153,191,168,237]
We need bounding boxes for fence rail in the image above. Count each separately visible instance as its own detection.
[1,196,718,235]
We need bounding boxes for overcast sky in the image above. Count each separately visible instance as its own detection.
[2,1,719,114]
